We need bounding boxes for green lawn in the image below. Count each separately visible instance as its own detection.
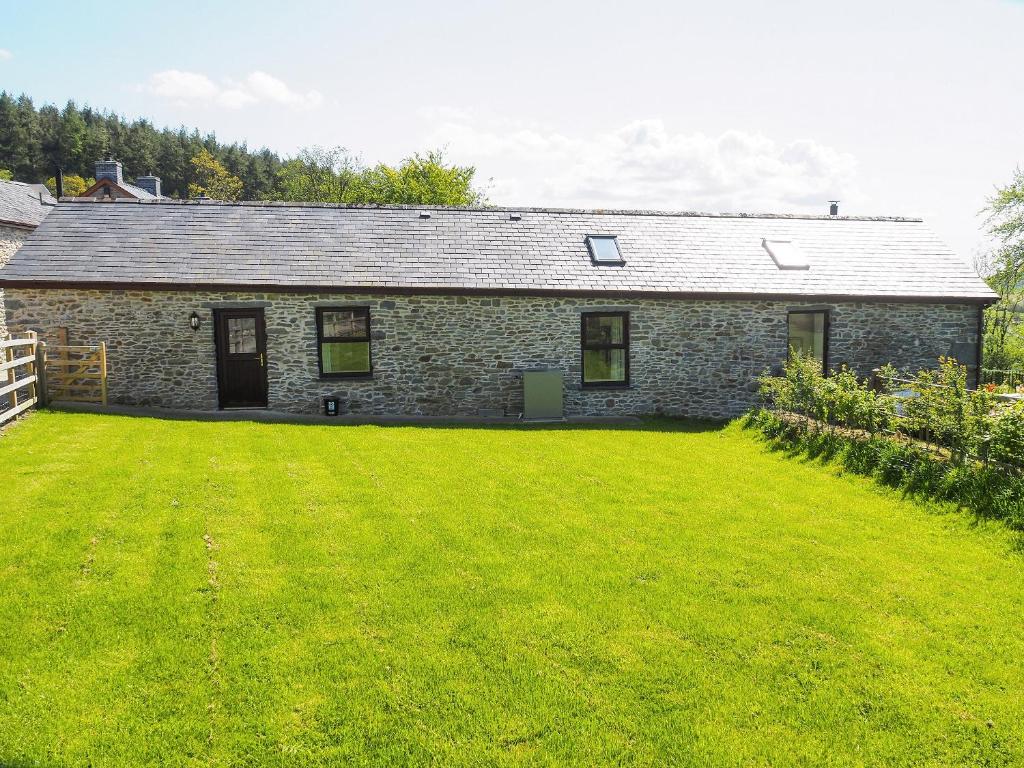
[1,412,1022,767]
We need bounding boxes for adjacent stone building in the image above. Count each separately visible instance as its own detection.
[80,156,162,200]
[0,198,996,419]
[0,179,56,337]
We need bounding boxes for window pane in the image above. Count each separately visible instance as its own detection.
[227,317,257,354]
[584,314,624,345]
[788,312,825,363]
[322,310,367,339]
[587,236,622,263]
[322,342,370,374]
[583,349,626,383]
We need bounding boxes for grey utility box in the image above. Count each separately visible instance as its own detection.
[522,370,564,420]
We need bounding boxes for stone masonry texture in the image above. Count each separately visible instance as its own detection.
[0,224,30,338]
[4,288,981,419]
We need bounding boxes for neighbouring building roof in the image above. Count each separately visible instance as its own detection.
[0,198,998,302]
[80,177,159,200]
[0,179,56,229]
[81,157,161,200]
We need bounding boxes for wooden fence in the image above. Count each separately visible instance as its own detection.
[0,335,110,426]
[0,332,41,426]
[45,343,108,405]
[981,367,1024,389]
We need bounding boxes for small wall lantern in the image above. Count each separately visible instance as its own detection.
[189,311,201,331]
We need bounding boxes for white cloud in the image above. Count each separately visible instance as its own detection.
[0,49,12,61]
[145,69,322,110]
[425,112,858,213]
[243,71,322,108]
[149,70,221,102]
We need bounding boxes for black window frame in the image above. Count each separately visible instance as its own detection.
[581,311,630,388]
[584,235,625,265]
[787,309,830,374]
[316,306,373,379]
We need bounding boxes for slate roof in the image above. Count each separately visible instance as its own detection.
[0,179,56,229]
[0,198,997,302]
[117,181,159,199]
[83,177,158,200]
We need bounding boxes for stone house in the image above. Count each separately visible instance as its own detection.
[80,157,162,200]
[0,197,997,419]
[0,179,56,337]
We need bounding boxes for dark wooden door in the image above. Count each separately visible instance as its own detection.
[214,309,268,408]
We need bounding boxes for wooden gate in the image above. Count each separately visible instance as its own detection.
[45,343,108,405]
[0,332,41,426]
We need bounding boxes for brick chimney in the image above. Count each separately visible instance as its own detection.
[135,175,162,197]
[95,154,123,185]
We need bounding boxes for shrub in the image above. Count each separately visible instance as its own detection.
[752,356,1024,527]
[990,401,1024,465]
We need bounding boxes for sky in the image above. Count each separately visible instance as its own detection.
[1,0,1022,259]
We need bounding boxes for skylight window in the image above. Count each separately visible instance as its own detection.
[586,235,624,265]
[763,239,809,270]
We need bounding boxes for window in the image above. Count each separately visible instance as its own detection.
[581,312,629,387]
[763,239,809,270]
[788,310,828,371]
[316,307,371,377]
[226,317,257,354]
[585,235,624,264]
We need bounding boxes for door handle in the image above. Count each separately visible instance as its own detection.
[259,353,265,367]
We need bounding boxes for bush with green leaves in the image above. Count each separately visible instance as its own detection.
[990,401,1024,464]
[747,408,1024,528]
[759,355,1018,467]
[758,355,893,434]
[892,357,998,463]
[752,356,1024,526]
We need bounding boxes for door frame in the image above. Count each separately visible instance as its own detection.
[213,308,269,409]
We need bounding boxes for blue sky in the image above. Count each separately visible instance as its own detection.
[2,0,1022,258]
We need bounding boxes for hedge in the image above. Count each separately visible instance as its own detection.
[752,356,1024,528]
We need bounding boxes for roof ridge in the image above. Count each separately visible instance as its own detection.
[54,196,924,223]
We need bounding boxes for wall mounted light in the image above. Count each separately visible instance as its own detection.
[189,311,201,331]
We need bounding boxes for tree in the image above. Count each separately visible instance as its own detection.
[0,169,12,181]
[187,148,243,201]
[271,148,485,206]
[346,151,485,206]
[275,146,359,203]
[0,92,484,205]
[0,92,285,199]
[44,174,92,197]
[987,168,1024,283]
[982,168,1024,369]
[0,94,42,180]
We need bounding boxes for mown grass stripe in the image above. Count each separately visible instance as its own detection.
[0,412,1021,766]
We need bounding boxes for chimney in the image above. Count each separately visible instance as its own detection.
[135,175,162,197]
[828,200,840,216]
[95,154,124,185]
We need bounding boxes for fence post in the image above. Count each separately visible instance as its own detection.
[99,341,108,406]
[5,338,16,411]
[25,331,37,407]
[35,340,48,407]
[870,368,883,393]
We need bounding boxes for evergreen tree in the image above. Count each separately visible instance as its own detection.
[0,92,485,206]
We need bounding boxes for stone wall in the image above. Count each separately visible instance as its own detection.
[4,287,981,419]
[0,224,30,338]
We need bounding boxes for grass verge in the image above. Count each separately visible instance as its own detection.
[0,411,1022,766]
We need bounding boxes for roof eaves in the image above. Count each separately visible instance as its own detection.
[0,218,36,231]
[0,277,998,304]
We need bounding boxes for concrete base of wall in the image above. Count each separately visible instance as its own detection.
[47,400,646,427]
